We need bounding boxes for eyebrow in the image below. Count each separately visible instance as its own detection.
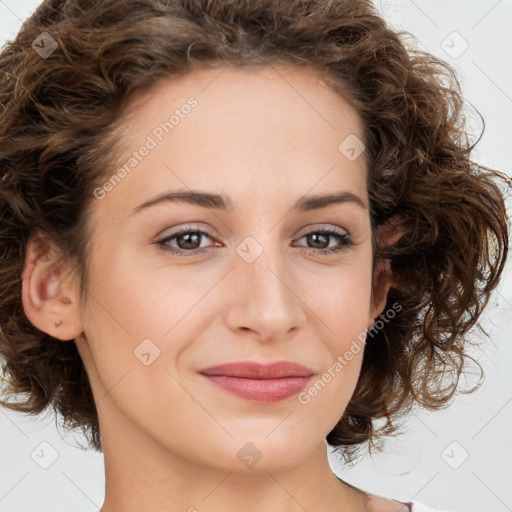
[131,189,367,215]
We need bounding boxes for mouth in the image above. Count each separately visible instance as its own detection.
[198,361,315,403]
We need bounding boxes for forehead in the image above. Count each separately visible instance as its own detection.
[125,64,363,141]
[94,64,368,219]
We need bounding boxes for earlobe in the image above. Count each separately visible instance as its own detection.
[21,235,83,341]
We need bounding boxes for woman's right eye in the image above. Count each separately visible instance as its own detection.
[156,228,218,256]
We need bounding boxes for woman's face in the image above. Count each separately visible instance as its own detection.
[74,64,387,472]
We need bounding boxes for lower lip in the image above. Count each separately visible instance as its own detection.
[201,375,313,403]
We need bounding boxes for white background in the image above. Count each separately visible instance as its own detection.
[0,1,511,511]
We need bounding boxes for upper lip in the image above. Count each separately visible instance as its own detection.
[198,361,315,379]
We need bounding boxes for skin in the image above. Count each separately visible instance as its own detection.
[21,64,406,511]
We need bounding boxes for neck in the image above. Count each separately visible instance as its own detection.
[97,406,368,512]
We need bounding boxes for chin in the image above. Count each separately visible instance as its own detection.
[192,436,319,475]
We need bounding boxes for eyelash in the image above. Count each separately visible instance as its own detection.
[156,226,354,257]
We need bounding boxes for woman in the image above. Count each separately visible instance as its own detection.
[0,0,508,511]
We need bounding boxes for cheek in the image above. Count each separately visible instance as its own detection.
[306,255,374,341]
[78,246,188,394]
[299,256,372,409]
[296,283,369,435]
[83,243,204,342]
[78,252,200,441]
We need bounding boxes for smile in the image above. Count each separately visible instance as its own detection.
[198,361,315,403]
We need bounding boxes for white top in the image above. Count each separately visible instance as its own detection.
[411,503,447,512]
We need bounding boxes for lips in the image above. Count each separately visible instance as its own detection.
[198,361,315,403]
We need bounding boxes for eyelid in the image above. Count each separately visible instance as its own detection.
[294,223,350,238]
[157,223,217,240]
[157,223,351,243]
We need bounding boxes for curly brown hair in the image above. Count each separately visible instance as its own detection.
[0,0,509,461]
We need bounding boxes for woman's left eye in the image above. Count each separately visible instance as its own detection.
[156,227,354,256]
[293,228,354,255]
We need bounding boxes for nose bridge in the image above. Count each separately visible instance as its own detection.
[227,233,304,339]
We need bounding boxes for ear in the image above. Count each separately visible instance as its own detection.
[21,232,83,341]
[368,258,392,325]
[368,217,404,326]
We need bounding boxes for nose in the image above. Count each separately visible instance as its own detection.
[224,240,307,343]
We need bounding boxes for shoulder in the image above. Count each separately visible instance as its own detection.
[365,493,411,511]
